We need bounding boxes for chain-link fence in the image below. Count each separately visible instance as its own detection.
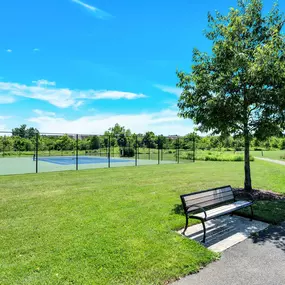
[0,131,196,175]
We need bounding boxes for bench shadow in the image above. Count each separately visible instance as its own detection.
[251,223,285,253]
[172,204,285,252]
[183,216,252,247]
[171,204,184,216]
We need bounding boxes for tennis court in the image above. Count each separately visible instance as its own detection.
[38,156,133,165]
[0,155,177,175]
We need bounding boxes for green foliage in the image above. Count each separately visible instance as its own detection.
[89,135,100,150]
[12,124,38,139]
[54,134,75,151]
[182,150,254,161]
[177,0,285,190]
[121,147,135,157]
[142,131,156,148]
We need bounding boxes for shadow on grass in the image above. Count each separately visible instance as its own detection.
[237,200,285,225]
[171,204,184,216]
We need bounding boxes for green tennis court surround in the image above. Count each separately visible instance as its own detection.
[0,131,196,175]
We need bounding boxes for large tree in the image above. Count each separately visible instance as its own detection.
[177,0,285,191]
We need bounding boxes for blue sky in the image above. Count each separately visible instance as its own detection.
[0,0,283,135]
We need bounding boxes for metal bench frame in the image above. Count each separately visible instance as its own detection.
[180,185,254,243]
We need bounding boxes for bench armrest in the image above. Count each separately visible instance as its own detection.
[187,204,207,219]
[234,192,255,203]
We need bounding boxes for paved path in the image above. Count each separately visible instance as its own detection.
[173,222,285,285]
[255,157,285,166]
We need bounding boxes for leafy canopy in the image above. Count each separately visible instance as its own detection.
[177,0,285,139]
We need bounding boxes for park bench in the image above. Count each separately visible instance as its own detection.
[180,185,254,243]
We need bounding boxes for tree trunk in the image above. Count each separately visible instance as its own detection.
[244,131,252,191]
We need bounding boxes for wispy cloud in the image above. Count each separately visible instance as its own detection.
[28,109,192,135]
[81,90,147,100]
[0,80,147,108]
[33,109,56,117]
[33,48,40,52]
[0,116,12,131]
[0,95,16,104]
[71,0,112,19]
[32,79,56,86]
[155,84,182,97]
[0,116,12,120]
[6,49,12,53]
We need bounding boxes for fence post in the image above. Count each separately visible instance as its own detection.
[2,136,5,157]
[108,135,111,168]
[135,135,138,166]
[76,134,79,170]
[193,132,196,163]
[35,132,39,173]
[158,146,160,165]
[177,136,180,164]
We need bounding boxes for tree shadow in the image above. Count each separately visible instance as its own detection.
[251,222,285,253]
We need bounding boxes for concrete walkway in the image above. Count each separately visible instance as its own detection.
[173,222,285,285]
[177,216,269,252]
[255,157,285,166]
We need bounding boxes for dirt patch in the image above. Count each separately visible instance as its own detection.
[233,188,285,201]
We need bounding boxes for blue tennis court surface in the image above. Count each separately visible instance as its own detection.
[38,156,133,165]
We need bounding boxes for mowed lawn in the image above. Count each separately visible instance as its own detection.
[251,150,285,161]
[1,161,285,285]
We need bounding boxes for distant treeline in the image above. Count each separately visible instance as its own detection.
[0,124,284,153]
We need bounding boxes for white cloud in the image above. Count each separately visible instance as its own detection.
[0,80,147,108]
[28,109,193,136]
[33,109,56,117]
[0,116,12,131]
[0,96,16,104]
[6,49,12,53]
[81,90,147,100]
[33,48,40,52]
[155,84,182,97]
[32,79,56,86]
[71,0,112,19]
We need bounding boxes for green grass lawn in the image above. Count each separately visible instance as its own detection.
[251,150,285,161]
[1,161,285,285]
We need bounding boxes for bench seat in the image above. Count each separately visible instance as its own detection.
[192,200,252,220]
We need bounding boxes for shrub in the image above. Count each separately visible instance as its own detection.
[121,148,135,157]
[181,151,254,162]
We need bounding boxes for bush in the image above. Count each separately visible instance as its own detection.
[121,148,135,157]
[181,151,254,162]
[280,155,285,160]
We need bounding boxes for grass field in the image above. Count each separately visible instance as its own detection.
[1,161,285,284]
[251,150,285,161]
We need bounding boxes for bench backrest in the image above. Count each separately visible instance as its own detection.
[180,185,234,214]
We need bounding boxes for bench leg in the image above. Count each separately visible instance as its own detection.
[182,216,188,235]
[250,205,254,221]
[201,220,206,243]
